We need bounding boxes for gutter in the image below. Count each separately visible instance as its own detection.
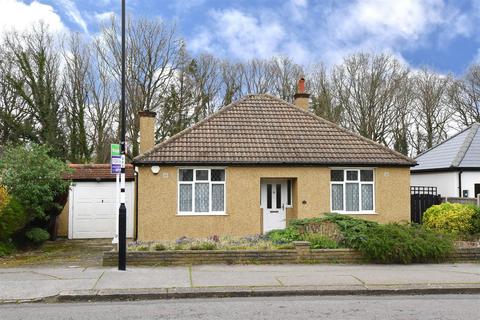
[134,168,139,241]
[458,170,463,198]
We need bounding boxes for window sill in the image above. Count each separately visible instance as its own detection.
[176,212,228,216]
[334,211,377,215]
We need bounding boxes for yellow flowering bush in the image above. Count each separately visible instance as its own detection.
[0,185,10,213]
[423,203,475,234]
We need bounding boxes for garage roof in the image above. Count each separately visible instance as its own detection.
[65,164,135,181]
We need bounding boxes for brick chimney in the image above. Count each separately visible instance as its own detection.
[293,77,310,111]
[138,110,157,154]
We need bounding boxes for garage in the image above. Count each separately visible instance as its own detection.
[58,164,135,239]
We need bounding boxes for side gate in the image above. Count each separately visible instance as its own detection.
[410,186,442,224]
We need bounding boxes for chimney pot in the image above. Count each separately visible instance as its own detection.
[298,78,305,93]
[294,77,310,111]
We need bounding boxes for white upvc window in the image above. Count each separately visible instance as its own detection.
[330,169,375,214]
[177,168,226,215]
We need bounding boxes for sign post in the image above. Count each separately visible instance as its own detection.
[111,144,121,245]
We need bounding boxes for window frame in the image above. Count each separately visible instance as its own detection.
[177,167,226,216]
[330,168,376,214]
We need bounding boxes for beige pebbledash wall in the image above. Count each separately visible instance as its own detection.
[137,166,411,241]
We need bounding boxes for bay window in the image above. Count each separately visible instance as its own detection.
[330,169,374,213]
[178,168,225,215]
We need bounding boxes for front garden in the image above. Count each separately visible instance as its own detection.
[0,144,70,257]
[127,204,480,265]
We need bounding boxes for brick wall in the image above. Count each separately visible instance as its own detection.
[103,244,480,266]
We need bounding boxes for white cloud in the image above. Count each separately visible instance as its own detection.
[54,0,88,33]
[332,0,444,42]
[210,9,285,60]
[94,11,114,23]
[190,9,313,62]
[186,0,480,70]
[0,0,66,34]
[317,0,475,66]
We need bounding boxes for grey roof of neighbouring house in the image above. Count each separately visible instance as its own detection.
[134,94,416,166]
[412,123,480,172]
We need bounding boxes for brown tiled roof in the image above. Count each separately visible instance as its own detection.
[65,164,135,181]
[135,94,416,166]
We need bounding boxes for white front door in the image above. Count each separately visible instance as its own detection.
[261,179,287,233]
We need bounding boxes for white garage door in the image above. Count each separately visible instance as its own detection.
[70,181,134,239]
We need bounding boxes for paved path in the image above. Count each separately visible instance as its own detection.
[1,263,480,302]
[2,295,480,320]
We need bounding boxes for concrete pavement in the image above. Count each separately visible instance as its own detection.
[1,263,480,303]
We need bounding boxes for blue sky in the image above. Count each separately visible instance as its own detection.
[1,0,480,75]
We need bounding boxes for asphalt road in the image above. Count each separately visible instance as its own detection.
[1,294,479,320]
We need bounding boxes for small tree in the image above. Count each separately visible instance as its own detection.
[0,144,71,221]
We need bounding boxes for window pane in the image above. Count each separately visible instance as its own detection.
[179,184,192,211]
[195,183,209,212]
[331,170,344,181]
[331,184,343,211]
[196,170,208,181]
[361,170,373,182]
[267,184,272,209]
[346,183,359,211]
[346,170,358,181]
[179,169,193,181]
[287,180,292,206]
[212,184,224,211]
[211,169,225,181]
[361,184,374,210]
[276,184,281,208]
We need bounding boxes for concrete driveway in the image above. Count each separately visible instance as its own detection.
[0,239,114,268]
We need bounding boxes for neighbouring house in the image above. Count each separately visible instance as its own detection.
[133,80,416,240]
[411,123,480,198]
[57,164,135,239]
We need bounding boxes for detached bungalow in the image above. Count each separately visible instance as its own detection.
[134,82,415,240]
[411,123,480,198]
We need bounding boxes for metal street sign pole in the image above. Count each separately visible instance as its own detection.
[111,143,121,247]
[118,0,127,271]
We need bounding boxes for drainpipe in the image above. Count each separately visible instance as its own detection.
[134,168,139,241]
[458,170,463,198]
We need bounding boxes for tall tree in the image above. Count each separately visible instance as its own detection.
[332,53,409,145]
[450,64,480,127]
[410,68,452,153]
[271,56,304,102]
[62,32,91,162]
[1,23,65,158]
[308,63,343,123]
[95,16,182,157]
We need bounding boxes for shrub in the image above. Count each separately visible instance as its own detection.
[423,203,475,234]
[302,233,339,249]
[25,228,50,244]
[0,241,15,257]
[0,198,28,242]
[266,226,301,244]
[136,245,150,251]
[0,144,71,221]
[356,223,453,264]
[322,213,378,247]
[154,244,166,251]
[289,217,344,242]
[470,206,480,235]
[190,242,217,250]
